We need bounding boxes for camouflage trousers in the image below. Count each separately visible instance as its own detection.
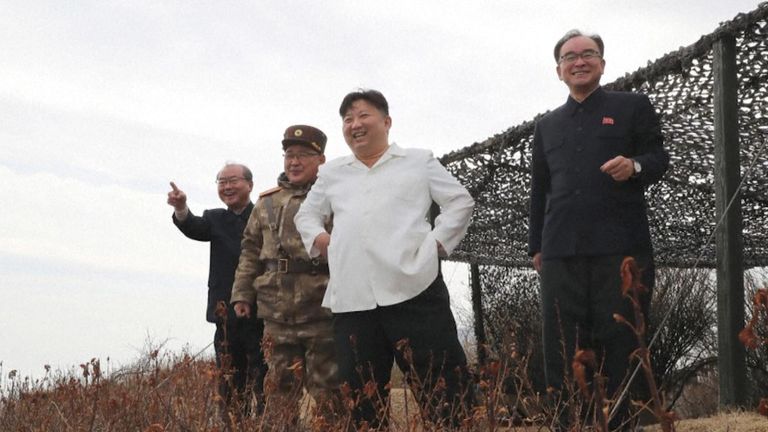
[262,319,340,424]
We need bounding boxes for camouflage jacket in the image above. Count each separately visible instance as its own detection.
[231,174,332,324]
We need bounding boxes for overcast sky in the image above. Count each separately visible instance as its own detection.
[1,0,762,379]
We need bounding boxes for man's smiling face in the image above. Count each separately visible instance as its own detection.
[556,35,605,97]
[216,165,252,210]
[342,99,391,158]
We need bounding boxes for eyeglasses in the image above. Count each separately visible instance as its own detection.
[559,49,602,64]
[216,176,246,186]
[283,151,320,161]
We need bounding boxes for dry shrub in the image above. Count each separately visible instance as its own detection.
[646,267,718,415]
[0,347,224,431]
[2,267,765,431]
[0,344,489,431]
[480,266,728,424]
[668,367,719,419]
[478,267,545,393]
[744,271,768,404]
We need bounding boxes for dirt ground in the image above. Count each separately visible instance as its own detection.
[642,410,768,432]
[386,388,768,431]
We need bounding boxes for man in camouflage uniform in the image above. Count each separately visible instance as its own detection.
[231,125,338,425]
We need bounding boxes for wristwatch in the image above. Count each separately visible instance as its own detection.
[632,159,642,176]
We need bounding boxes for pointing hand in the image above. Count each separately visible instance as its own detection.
[167,181,188,211]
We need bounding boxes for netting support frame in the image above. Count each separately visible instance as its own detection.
[713,33,748,408]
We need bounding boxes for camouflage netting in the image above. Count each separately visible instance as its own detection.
[441,3,768,271]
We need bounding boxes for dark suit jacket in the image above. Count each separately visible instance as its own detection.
[173,203,254,323]
[528,87,669,259]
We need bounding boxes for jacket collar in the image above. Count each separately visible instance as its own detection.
[277,172,313,194]
[565,86,605,116]
[228,201,254,217]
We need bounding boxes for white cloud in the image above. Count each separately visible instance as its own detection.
[0,163,216,377]
[0,165,204,276]
[1,265,213,379]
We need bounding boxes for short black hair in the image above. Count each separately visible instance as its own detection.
[553,29,604,62]
[339,89,389,117]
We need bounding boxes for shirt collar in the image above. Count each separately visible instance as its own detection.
[387,142,406,156]
[375,142,405,164]
[342,142,405,168]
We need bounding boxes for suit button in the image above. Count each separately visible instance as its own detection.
[574,189,582,195]
[576,147,583,152]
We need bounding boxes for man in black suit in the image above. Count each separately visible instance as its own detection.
[168,163,268,419]
[528,30,669,430]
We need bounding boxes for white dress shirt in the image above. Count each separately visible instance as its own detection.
[294,143,474,313]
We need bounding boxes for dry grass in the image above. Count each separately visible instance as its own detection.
[384,389,768,432]
[2,353,767,431]
[2,286,766,430]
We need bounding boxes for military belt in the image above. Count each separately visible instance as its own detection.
[264,258,329,275]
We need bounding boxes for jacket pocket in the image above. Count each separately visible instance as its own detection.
[543,135,566,153]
